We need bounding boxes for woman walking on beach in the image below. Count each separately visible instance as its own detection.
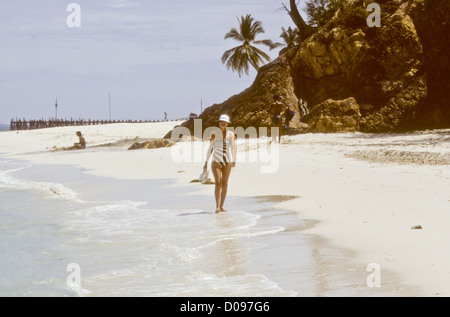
[203,115,236,213]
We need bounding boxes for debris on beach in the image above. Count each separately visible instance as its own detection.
[128,139,175,150]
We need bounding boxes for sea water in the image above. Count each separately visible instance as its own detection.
[0,157,405,297]
[0,159,80,296]
[0,158,297,296]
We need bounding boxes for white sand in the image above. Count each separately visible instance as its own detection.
[1,122,449,296]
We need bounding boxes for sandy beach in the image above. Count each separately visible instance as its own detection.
[0,122,449,296]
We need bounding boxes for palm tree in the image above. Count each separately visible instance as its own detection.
[279,26,301,49]
[281,0,313,41]
[221,14,275,77]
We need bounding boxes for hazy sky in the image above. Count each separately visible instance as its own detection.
[0,0,303,123]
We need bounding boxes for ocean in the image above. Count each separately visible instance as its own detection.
[0,157,402,297]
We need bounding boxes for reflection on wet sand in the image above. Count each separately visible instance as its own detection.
[216,216,247,277]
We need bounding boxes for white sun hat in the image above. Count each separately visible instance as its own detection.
[218,114,231,124]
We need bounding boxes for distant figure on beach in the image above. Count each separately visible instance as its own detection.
[299,98,309,117]
[66,131,86,150]
[270,94,284,143]
[164,112,168,121]
[203,114,236,214]
[284,105,295,134]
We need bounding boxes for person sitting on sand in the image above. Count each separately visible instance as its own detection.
[66,131,86,150]
[203,114,236,214]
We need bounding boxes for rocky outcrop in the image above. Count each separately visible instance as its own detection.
[410,0,450,129]
[291,0,427,132]
[302,97,361,132]
[176,0,448,135]
[180,55,303,135]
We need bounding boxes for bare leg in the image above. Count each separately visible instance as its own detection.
[271,126,280,143]
[211,161,222,213]
[219,164,232,212]
[278,124,282,143]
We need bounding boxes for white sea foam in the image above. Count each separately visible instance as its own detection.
[0,164,80,201]
[0,158,306,297]
[54,198,295,296]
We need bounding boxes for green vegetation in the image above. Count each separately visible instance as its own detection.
[304,0,346,27]
[279,26,301,50]
[221,14,276,77]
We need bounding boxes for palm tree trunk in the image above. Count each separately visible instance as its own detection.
[288,0,313,41]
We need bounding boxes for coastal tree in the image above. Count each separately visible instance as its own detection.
[281,0,347,37]
[304,0,346,27]
[268,26,301,55]
[279,26,301,49]
[221,14,276,77]
[281,0,314,41]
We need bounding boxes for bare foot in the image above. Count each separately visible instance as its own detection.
[215,208,221,214]
[220,208,227,212]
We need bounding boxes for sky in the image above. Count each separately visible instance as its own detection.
[0,0,305,124]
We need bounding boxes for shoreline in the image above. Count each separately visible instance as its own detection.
[0,157,360,296]
[0,157,418,296]
[0,123,449,296]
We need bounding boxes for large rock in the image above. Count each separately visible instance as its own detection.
[301,97,361,132]
[363,75,427,131]
[410,0,450,129]
[181,55,303,134]
[173,0,448,135]
[290,0,427,132]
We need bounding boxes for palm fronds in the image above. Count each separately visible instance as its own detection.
[222,14,275,77]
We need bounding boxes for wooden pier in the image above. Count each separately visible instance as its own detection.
[9,118,183,131]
